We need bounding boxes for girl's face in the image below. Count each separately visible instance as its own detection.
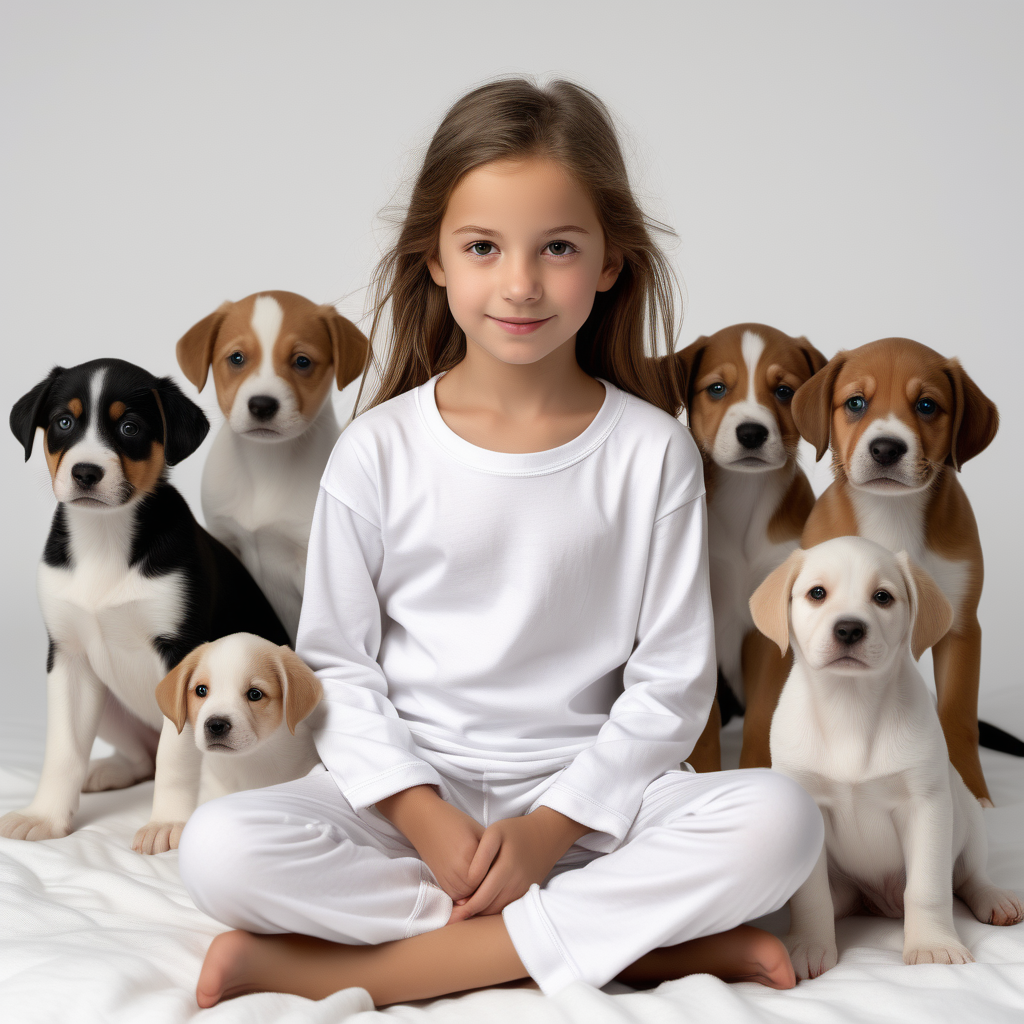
[428,156,621,366]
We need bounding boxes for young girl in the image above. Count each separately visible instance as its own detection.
[178,78,823,1007]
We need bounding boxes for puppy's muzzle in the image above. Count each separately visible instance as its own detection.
[870,437,907,467]
[736,422,769,450]
[71,462,105,489]
[248,396,279,421]
[833,618,867,646]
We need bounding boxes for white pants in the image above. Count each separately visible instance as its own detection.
[178,764,822,996]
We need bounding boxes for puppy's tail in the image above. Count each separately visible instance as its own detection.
[979,720,1024,757]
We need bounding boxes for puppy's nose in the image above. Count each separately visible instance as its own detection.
[71,463,104,488]
[870,437,907,466]
[736,422,769,450]
[834,619,866,645]
[248,396,279,421]
[205,717,232,738]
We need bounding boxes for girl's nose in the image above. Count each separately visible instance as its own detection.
[501,254,542,304]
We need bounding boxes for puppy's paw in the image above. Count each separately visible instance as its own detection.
[83,755,153,793]
[785,935,837,979]
[903,939,974,965]
[132,821,185,855]
[0,810,71,841]
[963,885,1024,927]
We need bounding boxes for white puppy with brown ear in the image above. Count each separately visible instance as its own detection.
[132,633,323,855]
[751,536,1022,979]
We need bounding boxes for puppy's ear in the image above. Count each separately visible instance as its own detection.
[795,337,829,379]
[669,337,711,415]
[749,549,805,656]
[318,306,370,391]
[895,551,953,660]
[176,303,232,391]
[156,646,206,733]
[151,378,210,465]
[792,353,847,461]
[277,646,323,734]
[943,360,998,470]
[10,367,64,461]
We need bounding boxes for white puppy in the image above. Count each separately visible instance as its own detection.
[133,633,323,855]
[751,536,1022,978]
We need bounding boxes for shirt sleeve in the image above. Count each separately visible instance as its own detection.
[296,487,443,809]
[536,493,717,842]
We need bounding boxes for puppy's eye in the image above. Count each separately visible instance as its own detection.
[120,420,139,436]
[707,383,727,399]
[57,416,74,431]
[247,688,263,702]
[915,398,937,416]
[195,685,208,698]
[774,385,794,402]
[845,396,866,414]
[294,355,311,370]
[874,590,893,605]
[808,586,827,601]
[229,352,245,366]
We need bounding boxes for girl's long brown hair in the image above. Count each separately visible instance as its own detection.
[364,77,681,415]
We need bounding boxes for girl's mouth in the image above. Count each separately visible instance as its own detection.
[488,315,554,335]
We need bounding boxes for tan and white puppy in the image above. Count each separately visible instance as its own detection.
[793,338,999,803]
[177,291,369,642]
[133,633,323,855]
[753,537,1022,979]
[662,324,826,770]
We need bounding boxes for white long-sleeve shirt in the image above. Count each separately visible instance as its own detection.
[296,375,716,842]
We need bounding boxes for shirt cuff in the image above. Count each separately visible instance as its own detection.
[338,761,445,810]
[534,780,635,842]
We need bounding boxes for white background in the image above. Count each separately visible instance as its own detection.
[1,1,1021,768]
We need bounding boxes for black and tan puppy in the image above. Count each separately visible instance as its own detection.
[2,358,289,842]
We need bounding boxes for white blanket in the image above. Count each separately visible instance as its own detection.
[2,723,1022,1024]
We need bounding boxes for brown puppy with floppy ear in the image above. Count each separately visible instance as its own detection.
[659,324,826,772]
[175,291,370,644]
[792,337,999,803]
[133,633,324,855]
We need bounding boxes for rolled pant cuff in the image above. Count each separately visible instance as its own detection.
[503,883,584,996]
[404,862,453,938]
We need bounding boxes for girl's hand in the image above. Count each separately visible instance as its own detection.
[448,806,590,922]
[376,785,484,904]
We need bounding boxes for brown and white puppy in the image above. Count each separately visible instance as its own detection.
[177,291,369,642]
[133,633,323,855]
[663,324,826,770]
[793,337,999,803]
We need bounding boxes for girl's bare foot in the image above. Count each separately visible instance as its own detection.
[618,925,796,990]
[197,930,276,1007]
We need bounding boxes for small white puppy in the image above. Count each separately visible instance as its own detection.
[133,633,323,855]
[751,536,1022,979]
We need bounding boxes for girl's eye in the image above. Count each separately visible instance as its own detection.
[707,383,727,399]
[774,385,795,402]
[916,398,936,416]
[120,421,139,437]
[247,688,263,702]
[195,685,208,698]
[874,590,893,605]
[808,586,827,601]
[544,241,576,256]
[57,416,74,431]
[294,355,311,370]
[470,242,495,256]
[229,352,245,366]
[846,396,866,413]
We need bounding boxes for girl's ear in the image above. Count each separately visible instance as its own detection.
[427,256,446,288]
[156,645,206,733]
[749,549,805,656]
[277,647,323,734]
[596,247,624,293]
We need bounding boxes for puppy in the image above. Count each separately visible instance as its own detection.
[133,633,323,854]
[752,537,1022,979]
[176,291,369,642]
[792,338,999,802]
[662,324,826,770]
[3,359,289,842]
